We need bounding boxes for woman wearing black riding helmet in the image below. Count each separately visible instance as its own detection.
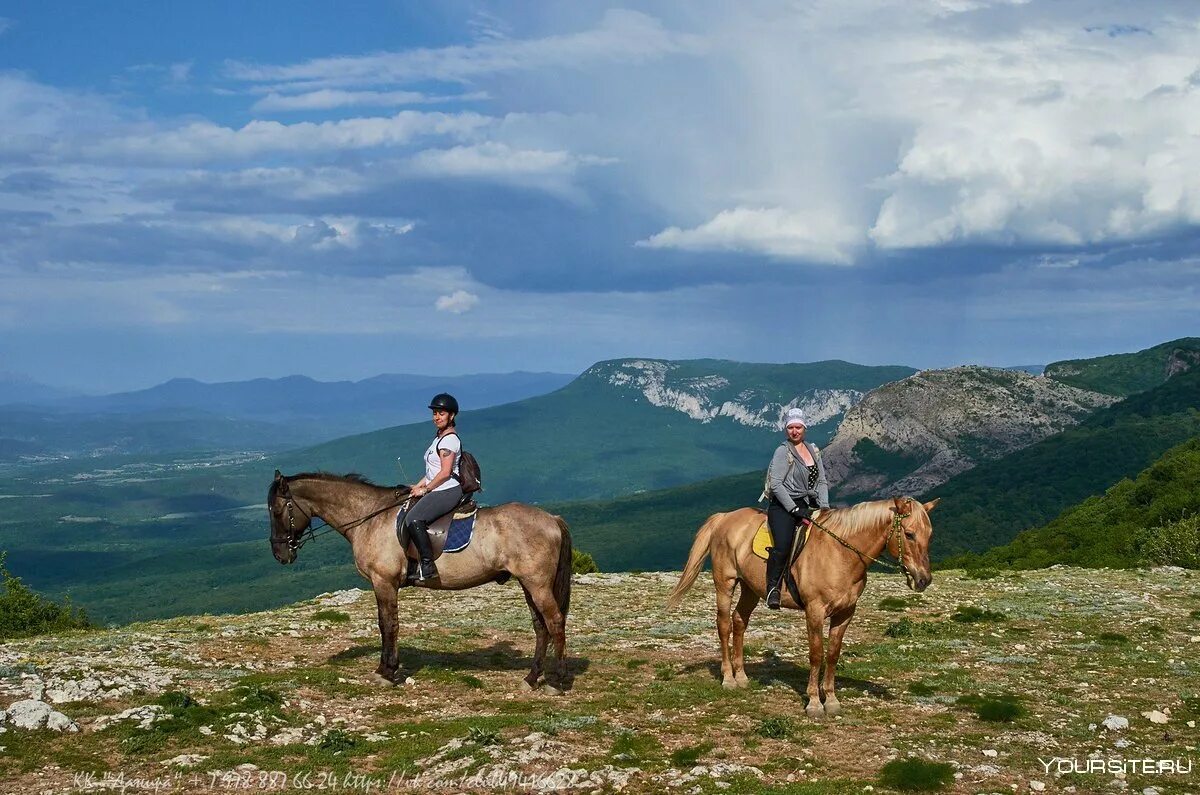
[402,393,464,581]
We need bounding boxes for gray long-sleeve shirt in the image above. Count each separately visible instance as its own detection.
[767,441,829,512]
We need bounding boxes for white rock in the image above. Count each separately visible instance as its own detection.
[1031,782,1046,792]
[1141,710,1168,724]
[405,677,416,686]
[4,699,52,729]
[163,754,207,768]
[45,710,80,732]
[1142,787,1160,795]
[1102,715,1129,731]
[982,749,998,757]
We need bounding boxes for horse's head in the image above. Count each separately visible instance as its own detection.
[887,496,939,592]
[268,470,311,565]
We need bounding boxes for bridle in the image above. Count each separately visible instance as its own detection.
[274,481,407,554]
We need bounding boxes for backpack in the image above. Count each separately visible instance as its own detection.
[437,432,482,495]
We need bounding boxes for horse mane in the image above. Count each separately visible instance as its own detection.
[280,471,409,493]
[817,499,897,539]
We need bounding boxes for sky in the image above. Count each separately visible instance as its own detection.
[0,1,1197,392]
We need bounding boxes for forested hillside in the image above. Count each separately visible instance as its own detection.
[945,436,1200,569]
[927,367,1200,559]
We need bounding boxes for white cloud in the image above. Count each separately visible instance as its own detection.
[251,89,488,112]
[0,17,13,35]
[410,142,612,178]
[435,290,480,314]
[638,207,862,265]
[78,111,492,164]
[224,9,703,90]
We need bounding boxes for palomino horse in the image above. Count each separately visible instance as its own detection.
[667,496,938,717]
[268,471,573,692]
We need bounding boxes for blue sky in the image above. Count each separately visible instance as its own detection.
[1,1,1197,392]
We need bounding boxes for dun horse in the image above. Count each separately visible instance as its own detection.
[268,471,572,692]
[667,496,938,717]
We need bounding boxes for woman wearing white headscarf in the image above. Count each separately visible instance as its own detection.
[764,408,829,609]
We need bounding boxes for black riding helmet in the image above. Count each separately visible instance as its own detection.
[428,393,459,414]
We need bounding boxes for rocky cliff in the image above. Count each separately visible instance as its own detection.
[822,366,1119,498]
[591,359,864,430]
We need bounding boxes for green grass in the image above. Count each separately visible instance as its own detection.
[877,758,955,791]
[951,605,1007,623]
[1098,631,1128,644]
[670,741,713,767]
[311,609,351,623]
[755,717,796,739]
[957,694,1025,722]
[609,731,663,764]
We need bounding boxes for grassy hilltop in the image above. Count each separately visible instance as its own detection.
[2,568,1198,794]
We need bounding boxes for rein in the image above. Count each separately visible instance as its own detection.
[804,509,912,582]
[282,491,408,553]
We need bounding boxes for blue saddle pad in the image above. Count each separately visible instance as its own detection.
[444,514,475,553]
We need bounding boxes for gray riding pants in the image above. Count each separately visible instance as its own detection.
[404,485,464,528]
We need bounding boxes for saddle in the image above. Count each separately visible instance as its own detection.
[396,496,478,562]
[752,508,823,560]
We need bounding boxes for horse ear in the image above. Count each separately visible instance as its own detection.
[274,469,283,481]
[923,497,941,513]
[891,496,906,513]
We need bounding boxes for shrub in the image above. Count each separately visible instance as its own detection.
[951,605,1007,623]
[670,741,713,767]
[1137,512,1200,569]
[1099,631,1128,644]
[317,729,358,753]
[755,717,795,739]
[907,681,937,697]
[878,758,955,791]
[958,693,1024,722]
[0,552,91,640]
[572,549,599,575]
[878,596,911,612]
[467,726,501,746]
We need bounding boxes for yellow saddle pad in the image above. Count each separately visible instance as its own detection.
[753,510,821,560]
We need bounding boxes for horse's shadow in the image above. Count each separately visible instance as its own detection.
[684,650,896,700]
[328,642,590,690]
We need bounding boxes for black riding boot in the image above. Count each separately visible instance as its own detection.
[765,547,786,610]
[408,520,439,582]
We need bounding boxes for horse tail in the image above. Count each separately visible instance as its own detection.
[667,513,721,610]
[552,515,573,618]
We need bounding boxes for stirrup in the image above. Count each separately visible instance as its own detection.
[416,560,439,582]
[766,585,781,610]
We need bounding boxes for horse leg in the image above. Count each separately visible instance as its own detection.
[370,577,399,685]
[822,606,856,717]
[520,583,549,692]
[715,575,738,689]
[731,586,759,688]
[803,605,826,718]
[525,583,567,694]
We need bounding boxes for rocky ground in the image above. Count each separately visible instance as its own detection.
[1,567,1198,794]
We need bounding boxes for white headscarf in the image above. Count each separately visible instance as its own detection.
[784,408,808,428]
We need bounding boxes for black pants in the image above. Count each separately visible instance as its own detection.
[767,496,818,558]
[404,485,464,530]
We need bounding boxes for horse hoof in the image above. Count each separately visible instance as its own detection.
[734,673,750,689]
[542,684,564,696]
[805,703,824,719]
[519,679,536,692]
[369,673,397,687]
[824,700,842,717]
[722,677,738,690]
